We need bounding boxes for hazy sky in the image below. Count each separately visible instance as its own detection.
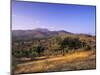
[12,0,96,35]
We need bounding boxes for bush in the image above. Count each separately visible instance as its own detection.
[84,45,92,50]
[31,45,45,57]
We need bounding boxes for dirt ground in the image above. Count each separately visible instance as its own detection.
[13,50,96,74]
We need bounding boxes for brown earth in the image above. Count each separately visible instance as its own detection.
[14,50,96,74]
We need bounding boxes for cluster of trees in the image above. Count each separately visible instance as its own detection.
[12,45,45,57]
[12,36,95,58]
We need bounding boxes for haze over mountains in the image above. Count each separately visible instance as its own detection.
[12,28,94,41]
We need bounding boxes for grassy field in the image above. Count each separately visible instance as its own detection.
[13,50,96,74]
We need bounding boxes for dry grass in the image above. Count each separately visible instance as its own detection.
[14,50,96,74]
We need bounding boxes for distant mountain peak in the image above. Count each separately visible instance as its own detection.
[33,28,49,32]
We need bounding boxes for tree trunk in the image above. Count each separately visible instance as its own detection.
[62,49,65,56]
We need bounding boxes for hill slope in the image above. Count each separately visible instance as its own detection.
[12,28,72,40]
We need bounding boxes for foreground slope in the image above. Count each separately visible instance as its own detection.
[14,50,96,74]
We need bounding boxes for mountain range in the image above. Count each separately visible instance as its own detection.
[12,28,93,41]
[12,28,73,40]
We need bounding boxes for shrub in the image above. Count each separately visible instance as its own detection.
[84,45,92,50]
[31,45,45,57]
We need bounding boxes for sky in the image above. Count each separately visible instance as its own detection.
[12,0,96,35]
